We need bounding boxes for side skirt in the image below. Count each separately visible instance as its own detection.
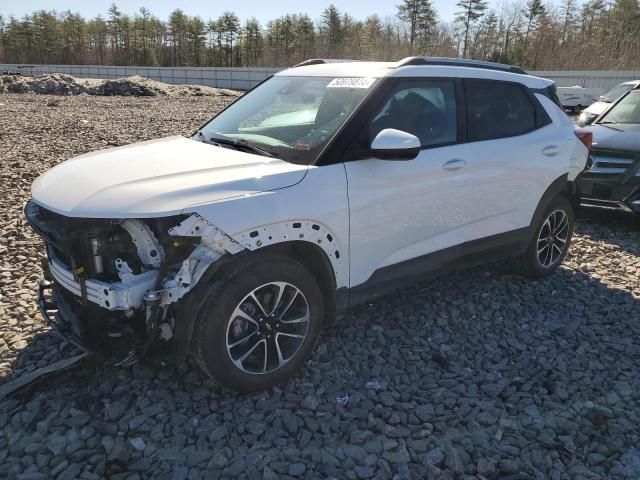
[344,227,530,310]
[340,173,569,312]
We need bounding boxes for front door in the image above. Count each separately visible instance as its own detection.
[345,78,479,288]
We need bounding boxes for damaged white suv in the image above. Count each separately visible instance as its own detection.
[26,58,589,391]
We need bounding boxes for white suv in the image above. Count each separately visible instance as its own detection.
[27,57,589,391]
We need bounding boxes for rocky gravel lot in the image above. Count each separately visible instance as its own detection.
[1,94,639,480]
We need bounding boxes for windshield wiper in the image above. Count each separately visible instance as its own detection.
[203,133,274,158]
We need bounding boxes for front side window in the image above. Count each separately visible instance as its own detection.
[598,90,640,124]
[197,75,377,164]
[466,80,536,141]
[369,80,458,147]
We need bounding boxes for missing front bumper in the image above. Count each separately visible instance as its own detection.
[38,279,93,354]
[37,278,148,360]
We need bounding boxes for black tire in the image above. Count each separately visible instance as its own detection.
[514,195,574,278]
[192,255,323,392]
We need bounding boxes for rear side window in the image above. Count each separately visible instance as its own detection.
[465,80,536,141]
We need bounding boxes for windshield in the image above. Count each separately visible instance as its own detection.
[598,90,640,125]
[602,83,636,103]
[196,75,377,164]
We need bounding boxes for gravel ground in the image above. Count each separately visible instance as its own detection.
[1,94,639,480]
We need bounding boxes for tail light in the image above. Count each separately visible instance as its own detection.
[575,128,593,149]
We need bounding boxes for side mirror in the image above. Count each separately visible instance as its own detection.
[370,128,421,161]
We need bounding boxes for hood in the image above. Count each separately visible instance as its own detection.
[584,101,610,116]
[590,124,640,153]
[31,136,308,218]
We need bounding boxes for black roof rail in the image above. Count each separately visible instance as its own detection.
[396,57,527,75]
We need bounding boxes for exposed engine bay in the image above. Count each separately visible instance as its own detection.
[25,200,244,364]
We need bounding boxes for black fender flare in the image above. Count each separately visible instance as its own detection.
[528,173,570,235]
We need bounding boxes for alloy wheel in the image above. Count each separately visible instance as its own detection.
[537,209,570,268]
[225,282,310,375]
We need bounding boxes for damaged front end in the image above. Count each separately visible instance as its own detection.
[25,200,242,365]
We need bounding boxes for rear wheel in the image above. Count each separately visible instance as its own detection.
[514,195,574,278]
[192,255,323,392]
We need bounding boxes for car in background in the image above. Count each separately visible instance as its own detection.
[557,86,603,113]
[578,83,640,214]
[577,80,640,126]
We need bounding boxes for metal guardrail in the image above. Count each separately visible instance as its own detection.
[1,64,639,92]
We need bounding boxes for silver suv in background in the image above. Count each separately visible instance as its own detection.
[578,80,640,126]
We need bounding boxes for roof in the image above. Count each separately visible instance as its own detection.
[276,58,553,89]
[277,61,396,79]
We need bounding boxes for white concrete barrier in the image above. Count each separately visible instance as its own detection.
[2,64,639,92]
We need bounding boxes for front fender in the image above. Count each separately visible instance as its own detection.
[187,164,350,288]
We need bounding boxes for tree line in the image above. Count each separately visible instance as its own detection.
[1,0,639,70]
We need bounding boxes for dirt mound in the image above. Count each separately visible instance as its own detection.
[0,73,239,97]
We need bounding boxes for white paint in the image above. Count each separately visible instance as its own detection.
[168,214,244,255]
[371,129,421,152]
[192,163,350,288]
[120,219,164,268]
[346,95,587,287]
[30,60,589,300]
[31,136,308,218]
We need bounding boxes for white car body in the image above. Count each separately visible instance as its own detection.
[27,57,590,371]
[556,86,603,110]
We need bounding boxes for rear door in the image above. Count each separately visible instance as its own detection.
[460,79,570,243]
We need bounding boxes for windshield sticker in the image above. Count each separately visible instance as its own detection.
[327,77,376,89]
[293,142,311,151]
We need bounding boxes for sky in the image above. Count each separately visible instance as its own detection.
[0,0,497,24]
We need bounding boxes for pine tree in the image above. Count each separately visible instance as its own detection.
[362,15,382,59]
[242,18,262,67]
[320,5,343,57]
[397,0,437,54]
[455,0,488,57]
[559,0,577,44]
[523,0,545,50]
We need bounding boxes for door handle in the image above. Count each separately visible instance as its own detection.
[442,159,466,171]
[541,145,560,157]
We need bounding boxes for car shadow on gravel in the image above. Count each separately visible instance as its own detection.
[576,208,640,256]
[2,259,639,478]
[0,330,86,395]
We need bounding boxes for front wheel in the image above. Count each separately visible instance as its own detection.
[192,255,324,392]
[514,195,574,278]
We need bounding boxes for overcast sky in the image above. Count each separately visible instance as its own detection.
[1,0,502,24]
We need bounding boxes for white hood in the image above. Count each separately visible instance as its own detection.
[31,136,308,218]
[583,100,609,116]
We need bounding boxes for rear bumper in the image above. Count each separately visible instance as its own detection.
[579,197,640,213]
[577,174,640,214]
